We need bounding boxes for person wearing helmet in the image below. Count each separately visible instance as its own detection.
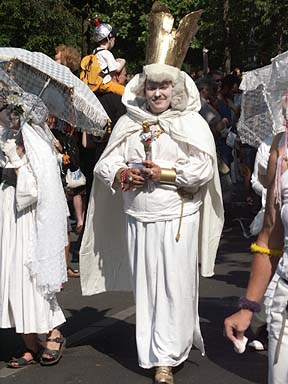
[93,23,126,96]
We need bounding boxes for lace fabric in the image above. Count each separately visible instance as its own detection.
[0,87,68,296]
[22,121,68,297]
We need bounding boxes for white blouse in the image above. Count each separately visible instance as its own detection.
[95,129,213,222]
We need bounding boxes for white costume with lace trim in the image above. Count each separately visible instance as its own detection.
[0,93,68,334]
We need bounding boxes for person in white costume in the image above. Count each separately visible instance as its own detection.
[0,84,68,367]
[80,61,224,383]
[248,135,274,351]
[250,135,274,236]
[224,126,288,384]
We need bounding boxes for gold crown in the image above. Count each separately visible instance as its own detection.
[145,2,203,68]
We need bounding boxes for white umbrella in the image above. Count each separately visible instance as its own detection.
[0,47,29,62]
[237,51,288,149]
[266,51,288,134]
[0,48,108,136]
[237,64,273,148]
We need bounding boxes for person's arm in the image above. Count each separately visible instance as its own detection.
[174,146,213,188]
[82,132,97,149]
[94,139,144,192]
[0,139,25,169]
[115,58,126,72]
[224,146,284,344]
[141,145,213,187]
[103,51,125,74]
[16,165,38,211]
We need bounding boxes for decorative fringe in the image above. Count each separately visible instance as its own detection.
[12,58,109,137]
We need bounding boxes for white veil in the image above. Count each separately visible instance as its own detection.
[0,84,68,297]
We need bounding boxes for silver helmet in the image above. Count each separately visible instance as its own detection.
[93,23,115,42]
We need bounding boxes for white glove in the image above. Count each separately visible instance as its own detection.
[1,139,24,168]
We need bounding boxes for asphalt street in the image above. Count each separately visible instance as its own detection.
[0,209,267,384]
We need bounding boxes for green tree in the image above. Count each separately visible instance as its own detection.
[0,0,81,57]
[1,0,288,73]
[255,0,288,64]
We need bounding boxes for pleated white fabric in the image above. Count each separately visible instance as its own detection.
[127,212,204,368]
[267,276,288,384]
[264,168,288,383]
[0,168,65,334]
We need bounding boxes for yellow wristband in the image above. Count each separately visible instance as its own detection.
[159,168,176,185]
[250,242,282,257]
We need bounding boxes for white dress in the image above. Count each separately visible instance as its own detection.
[95,127,213,368]
[0,163,65,334]
[264,170,288,384]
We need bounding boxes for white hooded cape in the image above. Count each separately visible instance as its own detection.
[80,72,224,295]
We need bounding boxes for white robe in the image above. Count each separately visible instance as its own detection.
[0,164,65,334]
[127,213,204,368]
[80,73,224,295]
[94,128,212,367]
[80,71,224,367]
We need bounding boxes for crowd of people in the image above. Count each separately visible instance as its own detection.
[0,4,288,384]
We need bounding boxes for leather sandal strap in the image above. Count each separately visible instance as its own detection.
[42,348,59,358]
[10,356,30,364]
[8,355,35,367]
[46,337,65,343]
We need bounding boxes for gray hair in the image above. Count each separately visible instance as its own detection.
[132,71,189,112]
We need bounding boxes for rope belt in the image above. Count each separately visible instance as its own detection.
[175,189,196,242]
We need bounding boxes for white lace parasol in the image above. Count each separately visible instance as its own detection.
[0,48,108,136]
[237,64,275,148]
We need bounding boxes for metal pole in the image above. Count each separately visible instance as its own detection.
[202,47,209,76]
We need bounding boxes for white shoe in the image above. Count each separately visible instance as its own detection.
[248,339,265,351]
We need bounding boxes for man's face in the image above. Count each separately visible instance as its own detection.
[145,80,173,114]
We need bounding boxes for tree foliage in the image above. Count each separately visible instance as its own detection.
[0,0,81,54]
[1,0,288,74]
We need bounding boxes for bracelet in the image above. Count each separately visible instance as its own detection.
[250,242,282,257]
[159,168,176,185]
[120,168,130,192]
[238,296,261,313]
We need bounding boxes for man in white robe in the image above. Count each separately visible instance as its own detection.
[80,63,224,383]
